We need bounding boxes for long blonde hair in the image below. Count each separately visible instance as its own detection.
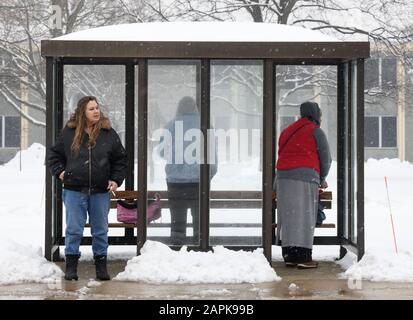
[68,96,110,154]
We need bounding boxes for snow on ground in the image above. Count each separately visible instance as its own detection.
[114,240,280,283]
[342,249,413,282]
[339,158,413,282]
[0,144,64,285]
[1,143,413,284]
[0,236,63,285]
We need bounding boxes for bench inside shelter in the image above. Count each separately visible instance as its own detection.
[85,190,334,244]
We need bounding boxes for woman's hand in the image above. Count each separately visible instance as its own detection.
[320,180,328,189]
[59,171,65,181]
[107,180,118,192]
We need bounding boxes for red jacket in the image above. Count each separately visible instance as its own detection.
[276,118,320,173]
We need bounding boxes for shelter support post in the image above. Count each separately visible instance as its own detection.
[200,60,211,251]
[137,59,148,255]
[263,60,275,263]
[356,58,365,260]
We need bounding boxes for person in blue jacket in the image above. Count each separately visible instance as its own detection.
[160,96,217,245]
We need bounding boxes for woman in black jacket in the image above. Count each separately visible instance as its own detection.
[48,96,127,281]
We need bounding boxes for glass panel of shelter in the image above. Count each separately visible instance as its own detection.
[144,59,264,247]
[63,65,126,239]
[275,64,338,241]
[209,60,263,246]
[342,63,350,240]
[351,61,358,244]
[134,65,139,190]
[63,65,126,142]
[146,60,201,246]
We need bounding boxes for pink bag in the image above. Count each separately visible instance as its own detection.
[116,193,161,224]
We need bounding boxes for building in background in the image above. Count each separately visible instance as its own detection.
[0,50,44,165]
[364,44,412,162]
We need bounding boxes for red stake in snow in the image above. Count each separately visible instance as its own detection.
[384,176,398,254]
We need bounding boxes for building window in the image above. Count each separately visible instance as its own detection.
[382,116,397,147]
[0,116,21,148]
[279,115,299,132]
[364,116,397,148]
[364,117,379,147]
[365,57,397,91]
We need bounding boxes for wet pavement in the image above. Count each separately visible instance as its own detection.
[1,260,413,300]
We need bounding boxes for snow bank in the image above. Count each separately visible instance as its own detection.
[365,157,413,179]
[0,237,63,285]
[337,158,413,282]
[342,249,413,282]
[114,240,280,284]
[2,143,45,170]
[0,143,45,247]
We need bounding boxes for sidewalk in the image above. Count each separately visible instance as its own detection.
[1,260,413,300]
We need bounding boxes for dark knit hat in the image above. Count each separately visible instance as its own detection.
[300,101,321,125]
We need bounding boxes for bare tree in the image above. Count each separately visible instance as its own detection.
[166,1,413,45]
[0,0,125,127]
[160,0,412,108]
[115,0,180,22]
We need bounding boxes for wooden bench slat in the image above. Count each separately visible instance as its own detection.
[319,192,332,200]
[85,222,335,229]
[84,223,135,228]
[148,223,265,228]
[111,190,332,200]
[110,199,332,209]
[272,223,335,229]
[111,190,138,199]
[148,223,336,228]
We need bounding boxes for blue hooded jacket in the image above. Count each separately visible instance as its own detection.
[161,112,217,183]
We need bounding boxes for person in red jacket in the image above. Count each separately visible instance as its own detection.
[275,101,331,268]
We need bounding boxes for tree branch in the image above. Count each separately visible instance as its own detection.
[0,84,46,113]
[0,90,45,127]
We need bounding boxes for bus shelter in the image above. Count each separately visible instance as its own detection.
[41,22,369,262]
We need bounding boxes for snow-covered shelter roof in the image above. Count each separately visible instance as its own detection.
[41,22,369,59]
[52,22,338,42]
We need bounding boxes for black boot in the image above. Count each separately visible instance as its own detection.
[282,246,298,267]
[94,255,110,281]
[296,247,318,269]
[64,255,79,281]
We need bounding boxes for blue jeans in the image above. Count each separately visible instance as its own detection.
[63,189,110,257]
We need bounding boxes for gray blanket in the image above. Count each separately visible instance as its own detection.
[276,178,318,249]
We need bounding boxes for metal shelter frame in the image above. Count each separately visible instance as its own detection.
[41,28,369,263]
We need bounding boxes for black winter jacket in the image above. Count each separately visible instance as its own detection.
[47,120,127,194]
